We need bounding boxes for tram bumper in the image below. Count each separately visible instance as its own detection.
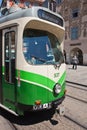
[52,95,65,108]
[33,95,65,111]
[18,95,65,112]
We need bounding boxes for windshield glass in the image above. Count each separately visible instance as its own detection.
[23,29,64,65]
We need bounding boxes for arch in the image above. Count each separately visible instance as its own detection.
[70,48,83,65]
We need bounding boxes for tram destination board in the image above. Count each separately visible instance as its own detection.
[38,9,63,27]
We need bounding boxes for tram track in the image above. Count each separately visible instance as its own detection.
[64,114,87,130]
[66,81,87,91]
[6,121,18,130]
[66,82,87,103]
[66,94,87,104]
[64,81,87,130]
[66,81,87,88]
[1,116,18,130]
[63,96,87,130]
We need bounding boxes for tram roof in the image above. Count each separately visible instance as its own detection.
[0,6,64,27]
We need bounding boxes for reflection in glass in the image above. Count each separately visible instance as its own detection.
[23,29,64,65]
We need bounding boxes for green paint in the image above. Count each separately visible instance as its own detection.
[16,70,66,105]
[2,75,17,112]
[16,70,55,89]
[2,66,66,115]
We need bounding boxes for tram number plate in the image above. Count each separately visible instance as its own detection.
[33,103,51,110]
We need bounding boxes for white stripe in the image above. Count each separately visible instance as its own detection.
[16,78,53,92]
[0,103,18,116]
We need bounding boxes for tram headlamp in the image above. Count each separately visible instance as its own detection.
[54,83,61,95]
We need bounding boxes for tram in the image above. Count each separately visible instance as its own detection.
[0,3,66,115]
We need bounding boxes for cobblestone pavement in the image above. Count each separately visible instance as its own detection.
[66,65,87,85]
[0,115,15,130]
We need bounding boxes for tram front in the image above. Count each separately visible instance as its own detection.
[17,8,66,114]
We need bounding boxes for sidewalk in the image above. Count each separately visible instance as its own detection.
[66,65,87,86]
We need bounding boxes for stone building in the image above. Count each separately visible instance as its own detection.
[57,0,87,65]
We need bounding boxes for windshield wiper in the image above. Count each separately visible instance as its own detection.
[44,60,60,68]
[31,55,46,63]
[31,55,62,69]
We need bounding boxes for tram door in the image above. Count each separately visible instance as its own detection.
[0,30,2,103]
[2,27,17,111]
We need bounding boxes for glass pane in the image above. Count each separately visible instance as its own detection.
[23,29,64,65]
[5,31,15,83]
[10,31,15,83]
[5,33,9,82]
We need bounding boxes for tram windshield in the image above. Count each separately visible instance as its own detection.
[23,29,64,65]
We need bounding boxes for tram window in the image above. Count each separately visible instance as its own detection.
[23,29,64,65]
[5,31,15,83]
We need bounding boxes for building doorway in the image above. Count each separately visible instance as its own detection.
[70,48,83,65]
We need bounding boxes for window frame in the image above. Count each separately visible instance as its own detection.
[71,27,79,40]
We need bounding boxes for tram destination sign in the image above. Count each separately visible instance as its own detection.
[38,9,63,27]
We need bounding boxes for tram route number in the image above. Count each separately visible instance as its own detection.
[33,103,51,110]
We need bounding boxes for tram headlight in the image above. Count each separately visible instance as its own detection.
[54,83,61,95]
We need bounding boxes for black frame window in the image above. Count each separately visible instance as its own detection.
[5,31,15,83]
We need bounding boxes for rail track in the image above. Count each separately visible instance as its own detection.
[5,120,18,130]
[66,94,87,104]
[66,81,87,91]
[64,81,87,129]
[66,81,87,88]
[66,81,87,103]
[64,114,87,130]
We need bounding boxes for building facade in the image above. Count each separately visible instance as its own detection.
[57,0,87,65]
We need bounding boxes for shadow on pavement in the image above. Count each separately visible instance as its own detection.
[0,107,59,126]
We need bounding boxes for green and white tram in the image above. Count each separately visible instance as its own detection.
[0,6,66,115]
